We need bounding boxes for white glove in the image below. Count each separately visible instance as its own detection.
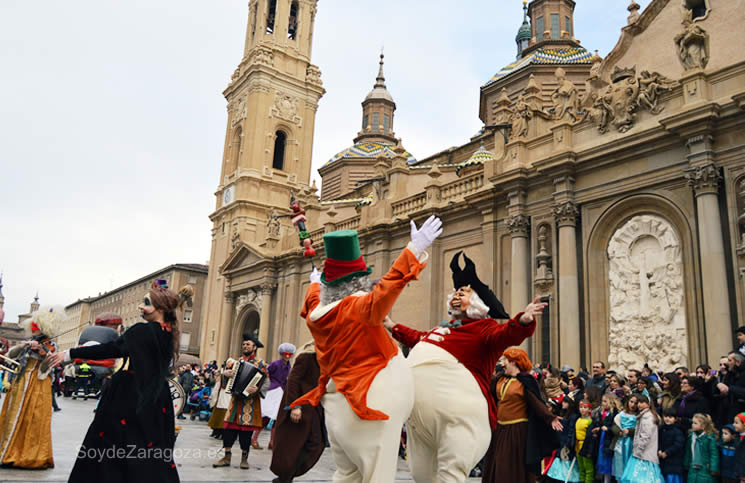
[410,215,443,255]
[309,267,321,284]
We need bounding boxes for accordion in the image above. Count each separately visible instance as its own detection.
[225,359,266,400]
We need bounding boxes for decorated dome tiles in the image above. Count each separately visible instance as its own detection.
[456,143,494,175]
[484,47,594,86]
[325,141,417,167]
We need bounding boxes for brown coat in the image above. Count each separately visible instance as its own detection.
[270,352,326,479]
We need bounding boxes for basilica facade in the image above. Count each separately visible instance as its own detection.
[200,0,745,372]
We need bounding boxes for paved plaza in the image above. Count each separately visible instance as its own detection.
[0,396,480,482]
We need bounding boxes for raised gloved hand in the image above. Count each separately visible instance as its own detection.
[410,215,443,255]
[309,267,321,284]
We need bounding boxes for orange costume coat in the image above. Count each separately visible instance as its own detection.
[291,246,425,420]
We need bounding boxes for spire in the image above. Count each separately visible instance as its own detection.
[30,291,40,313]
[515,0,531,59]
[375,51,386,89]
[364,51,394,103]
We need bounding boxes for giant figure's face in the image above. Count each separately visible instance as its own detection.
[242,340,256,356]
[449,286,474,314]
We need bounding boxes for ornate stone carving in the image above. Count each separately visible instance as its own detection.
[607,215,688,372]
[270,91,302,126]
[674,10,710,70]
[247,79,271,94]
[230,225,242,249]
[231,96,247,127]
[306,64,323,88]
[553,201,579,227]
[224,288,234,304]
[508,214,530,237]
[627,0,641,24]
[266,209,281,237]
[637,70,677,114]
[550,67,580,122]
[535,224,553,282]
[260,282,276,296]
[685,163,721,195]
[235,288,260,313]
[250,45,274,68]
[586,65,676,134]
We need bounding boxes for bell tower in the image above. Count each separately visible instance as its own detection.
[202,0,324,361]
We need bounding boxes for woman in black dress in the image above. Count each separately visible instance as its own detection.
[49,281,181,482]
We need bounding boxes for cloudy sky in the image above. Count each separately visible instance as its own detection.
[0,0,652,321]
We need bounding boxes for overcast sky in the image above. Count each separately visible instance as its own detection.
[0,0,652,322]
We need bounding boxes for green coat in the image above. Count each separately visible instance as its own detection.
[684,432,719,483]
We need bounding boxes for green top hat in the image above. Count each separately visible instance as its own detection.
[321,229,373,286]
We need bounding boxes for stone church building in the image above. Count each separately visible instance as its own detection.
[200,0,745,372]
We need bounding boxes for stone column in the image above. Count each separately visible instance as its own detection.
[218,291,234,363]
[509,214,531,351]
[553,201,581,370]
[258,283,274,359]
[685,164,733,361]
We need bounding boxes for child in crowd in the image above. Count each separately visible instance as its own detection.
[594,393,621,483]
[546,395,581,482]
[612,393,639,480]
[576,400,595,483]
[684,413,720,483]
[658,407,685,483]
[719,424,738,483]
[732,413,745,482]
[621,394,664,482]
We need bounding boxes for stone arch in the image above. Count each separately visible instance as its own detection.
[584,193,702,370]
[229,304,261,357]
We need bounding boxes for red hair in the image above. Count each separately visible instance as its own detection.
[503,347,532,373]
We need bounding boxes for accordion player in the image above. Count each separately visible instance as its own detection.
[225,358,267,400]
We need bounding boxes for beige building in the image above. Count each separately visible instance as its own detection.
[59,264,208,354]
[0,280,41,349]
[201,0,745,372]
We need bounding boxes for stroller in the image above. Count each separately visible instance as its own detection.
[186,385,212,421]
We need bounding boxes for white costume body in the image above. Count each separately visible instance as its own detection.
[321,350,413,483]
[406,341,490,483]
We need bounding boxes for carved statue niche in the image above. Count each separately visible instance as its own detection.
[511,95,532,138]
[266,209,281,238]
[674,9,710,70]
[231,225,241,249]
[550,67,580,123]
[535,224,553,282]
[737,178,745,247]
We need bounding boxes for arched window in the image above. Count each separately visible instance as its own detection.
[272,130,286,170]
[288,1,299,40]
[266,0,277,34]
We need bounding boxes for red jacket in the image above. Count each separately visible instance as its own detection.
[391,315,534,430]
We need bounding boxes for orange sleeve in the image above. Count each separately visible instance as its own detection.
[347,248,426,327]
[300,283,321,319]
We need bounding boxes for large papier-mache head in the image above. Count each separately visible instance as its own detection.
[450,251,510,319]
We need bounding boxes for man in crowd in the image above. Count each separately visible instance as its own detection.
[587,361,607,391]
[72,361,93,400]
[715,351,745,426]
[213,336,270,470]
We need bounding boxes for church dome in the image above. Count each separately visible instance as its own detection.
[456,143,494,175]
[324,141,416,167]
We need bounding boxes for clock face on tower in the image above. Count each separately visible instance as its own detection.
[223,185,235,206]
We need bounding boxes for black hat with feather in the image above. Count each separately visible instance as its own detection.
[450,251,510,319]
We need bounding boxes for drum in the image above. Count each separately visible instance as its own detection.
[168,378,185,416]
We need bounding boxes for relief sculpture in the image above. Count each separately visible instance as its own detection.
[607,215,687,372]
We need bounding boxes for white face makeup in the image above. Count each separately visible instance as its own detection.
[138,294,156,320]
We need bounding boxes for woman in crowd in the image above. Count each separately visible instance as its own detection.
[658,372,682,411]
[48,281,183,482]
[676,375,711,432]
